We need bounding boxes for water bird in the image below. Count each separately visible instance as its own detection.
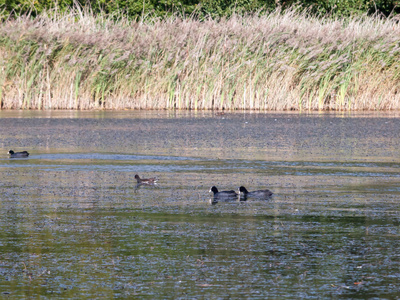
[238,186,273,200]
[209,186,238,198]
[135,174,158,184]
[8,150,29,158]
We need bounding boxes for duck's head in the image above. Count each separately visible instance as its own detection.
[209,186,218,194]
[238,186,248,194]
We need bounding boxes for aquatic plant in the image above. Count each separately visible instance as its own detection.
[0,7,400,110]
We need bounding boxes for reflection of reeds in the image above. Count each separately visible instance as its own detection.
[1,8,400,110]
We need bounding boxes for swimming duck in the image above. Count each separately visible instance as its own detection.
[8,150,29,158]
[209,186,238,198]
[238,186,273,199]
[135,174,158,184]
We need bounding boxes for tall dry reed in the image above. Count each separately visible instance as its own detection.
[1,8,400,110]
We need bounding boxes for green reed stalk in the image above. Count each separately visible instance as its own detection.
[74,71,82,109]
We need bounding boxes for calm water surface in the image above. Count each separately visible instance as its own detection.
[0,111,400,299]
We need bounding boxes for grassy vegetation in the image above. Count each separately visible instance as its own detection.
[1,7,400,110]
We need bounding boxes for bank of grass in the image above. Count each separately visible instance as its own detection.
[0,8,400,110]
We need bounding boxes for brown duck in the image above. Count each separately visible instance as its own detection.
[135,174,158,184]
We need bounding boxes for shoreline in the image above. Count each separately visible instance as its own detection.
[0,108,399,115]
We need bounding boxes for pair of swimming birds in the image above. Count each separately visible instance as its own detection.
[210,186,273,200]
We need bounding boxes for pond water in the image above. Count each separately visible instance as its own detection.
[0,110,399,299]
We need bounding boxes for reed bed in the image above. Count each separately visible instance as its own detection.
[1,8,400,110]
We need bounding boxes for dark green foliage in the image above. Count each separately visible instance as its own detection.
[0,0,399,19]
[198,0,275,17]
[0,0,75,16]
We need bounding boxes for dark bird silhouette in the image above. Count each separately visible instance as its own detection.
[238,186,273,200]
[209,186,238,199]
[8,150,29,158]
